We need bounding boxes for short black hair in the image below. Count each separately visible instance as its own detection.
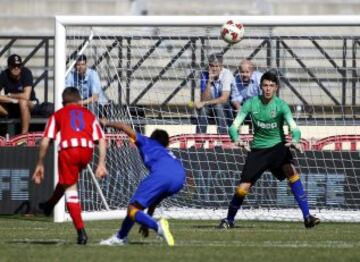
[62,87,81,105]
[76,54,87,63]
[208,52,223,64]
[260,70,280,87]
[150,129,169,147]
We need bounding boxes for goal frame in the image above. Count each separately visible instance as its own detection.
[54,15,360,223]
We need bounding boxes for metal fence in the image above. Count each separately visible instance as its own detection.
[0,34,359,111]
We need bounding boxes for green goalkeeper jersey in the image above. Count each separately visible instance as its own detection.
[232,95,301,149]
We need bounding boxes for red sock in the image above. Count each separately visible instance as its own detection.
[48,183,65,207]
[65,191,84,230]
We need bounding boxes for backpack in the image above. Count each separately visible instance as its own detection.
[33,102,54,117]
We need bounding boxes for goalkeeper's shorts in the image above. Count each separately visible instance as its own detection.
[240,142,294,184]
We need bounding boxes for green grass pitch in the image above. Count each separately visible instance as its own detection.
[0,215,360,262]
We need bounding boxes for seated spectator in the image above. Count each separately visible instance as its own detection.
[194,53,234,134]
[231,59,263,112]
[65,54,109,117]
[0,54,37,134]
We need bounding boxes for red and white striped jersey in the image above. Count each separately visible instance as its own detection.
[43,104,104,150]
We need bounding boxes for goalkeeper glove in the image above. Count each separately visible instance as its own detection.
[238,140,251,152]
[228,125,239,142]
[285,141,303,153]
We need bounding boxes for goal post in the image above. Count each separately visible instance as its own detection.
[54,15,360,223]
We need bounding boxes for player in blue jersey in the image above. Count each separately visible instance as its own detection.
[99,119,185,246]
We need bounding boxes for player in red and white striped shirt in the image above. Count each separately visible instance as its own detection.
[32,87,107,245]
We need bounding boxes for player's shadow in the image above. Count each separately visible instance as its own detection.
[0,215,52,223]
[190,224,256,229]
[128,239,164,246]
[125,241,150,246]
[189,224,219,229]
[6,239,66,245]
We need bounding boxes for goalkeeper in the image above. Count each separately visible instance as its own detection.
[219,70,320,229]
[99,120,185,246]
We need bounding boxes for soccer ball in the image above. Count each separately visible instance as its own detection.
[221,20,245,44]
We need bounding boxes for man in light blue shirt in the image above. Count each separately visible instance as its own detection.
[65,54,109,116]
[194,53,234,134]
[231,59,263,112]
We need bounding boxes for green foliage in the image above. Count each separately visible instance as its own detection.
[0,216,360,262]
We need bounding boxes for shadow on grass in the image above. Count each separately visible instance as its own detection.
[0,214,51,222]
[189,224,257,229]
[6,239,66,245]
[126,241,153,246]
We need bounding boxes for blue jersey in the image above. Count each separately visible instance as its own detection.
[131,133,185,207]
[135,133,183,173]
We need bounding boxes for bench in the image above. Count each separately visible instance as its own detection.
[0,117,48,136]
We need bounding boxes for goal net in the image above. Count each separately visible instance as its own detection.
[54,16,360,222]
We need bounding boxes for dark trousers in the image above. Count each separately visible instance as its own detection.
[195,103,233,134]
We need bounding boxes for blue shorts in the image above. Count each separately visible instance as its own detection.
[130,167,185,208]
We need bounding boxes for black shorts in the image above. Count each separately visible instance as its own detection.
[3,100,38,118]
[4,103,21,118]
[240,142,294,184]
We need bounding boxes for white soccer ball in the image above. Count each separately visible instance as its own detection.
[221,20,245,44]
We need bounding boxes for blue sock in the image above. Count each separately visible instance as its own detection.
[226,194,244,223]
[290,179,310,219]
[117,216,135,239]
[134,211,158,231]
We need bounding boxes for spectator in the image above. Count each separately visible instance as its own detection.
[65,54,109,117]
[194,53,234,134]
[0,54,37,134]
[231,59,263,112]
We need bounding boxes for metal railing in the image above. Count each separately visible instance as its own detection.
[0,36,53,103]
[0,34,359,109]
[2,133,359,152]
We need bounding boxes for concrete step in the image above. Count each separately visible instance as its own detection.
[0,0,359,34]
